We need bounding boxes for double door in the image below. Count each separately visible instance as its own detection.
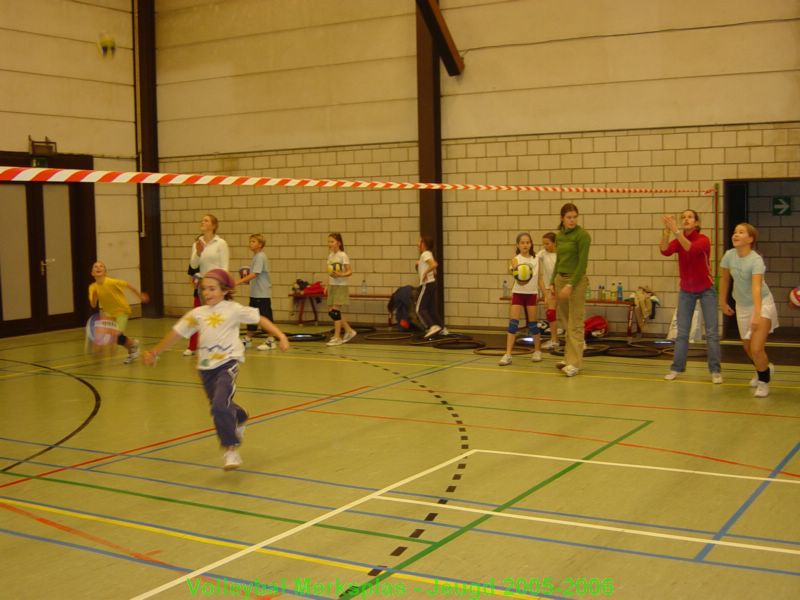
[0,168,95,337]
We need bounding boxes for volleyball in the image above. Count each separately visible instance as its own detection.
[327,262,343,274]
[790,287,800,308]
[97,33,116,58]
[239,266,251,278]
[86,314,120,355]
[511,262,533,283]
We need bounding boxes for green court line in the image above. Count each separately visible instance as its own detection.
[0,470,434,547]
[340,419,653,599]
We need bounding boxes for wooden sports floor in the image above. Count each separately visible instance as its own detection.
[1,319,799,599]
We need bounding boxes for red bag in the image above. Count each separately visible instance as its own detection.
[302,281,325,295]
[584,315,608,338]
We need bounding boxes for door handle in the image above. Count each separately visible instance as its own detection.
[40,258,55,276]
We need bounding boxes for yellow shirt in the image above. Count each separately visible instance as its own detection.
[89,277,131,317]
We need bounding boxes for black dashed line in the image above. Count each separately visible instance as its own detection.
[410,529,425,538]
[391,547,407,556]
[425,513,438,521]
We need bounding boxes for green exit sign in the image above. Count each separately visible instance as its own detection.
[772,197,791,216]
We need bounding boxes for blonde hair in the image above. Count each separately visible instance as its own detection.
[249,233,265,248]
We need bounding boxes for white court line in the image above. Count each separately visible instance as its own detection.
[130,449,477,599]
[375,496,800,557]
[476,449,800,485]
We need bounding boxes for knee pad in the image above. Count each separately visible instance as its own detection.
[117,333,127,346]
[546,308,556,322]
[507,319,520,334]
[527,321,540,336]
[328,309,342,322]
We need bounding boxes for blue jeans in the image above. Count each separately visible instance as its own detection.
[672,287,721,373]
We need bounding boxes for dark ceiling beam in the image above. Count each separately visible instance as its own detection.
[415,0,465,76]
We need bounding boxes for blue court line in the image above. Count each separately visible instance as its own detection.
[694,441,800,562]
[4,458,800,580]
[3,439,800,551]
[0,528,331,600]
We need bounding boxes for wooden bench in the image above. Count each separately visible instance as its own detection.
[289,291,393,326]
[500,296,636,341]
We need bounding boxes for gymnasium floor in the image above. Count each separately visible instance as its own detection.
[1,319,798,599]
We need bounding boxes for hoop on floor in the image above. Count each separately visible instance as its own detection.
[327,325,376,335]
[473,346,531,356]
[606,345,662,358]
[286,332,326,342]
[433,339,486,350]
[662,347,707,358]
[550,344,609,357]
[364,332,414,341]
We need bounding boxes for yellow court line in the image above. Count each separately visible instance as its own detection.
[0,498,529,599]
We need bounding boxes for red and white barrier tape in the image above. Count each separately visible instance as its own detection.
[0,166,714,195]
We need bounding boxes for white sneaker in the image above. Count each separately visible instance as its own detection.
[562,364,579,377]
[711,372,723,384]
[424,325,442,338]
[326,337,344,346]
[541,340,559,350]
[749,363,774,387]
[498,354,512,366]
[183,349,195,356]
[223,448,242,470]
[664,371,679,381]
[754,381,769,398]
[342,330,357,343]
[531,351,543,362]
[440,328,450,336]
[257,340,275,351]
[241,337,252,348]
[123,340,140,364]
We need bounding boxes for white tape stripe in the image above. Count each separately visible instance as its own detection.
[376,496,800,556]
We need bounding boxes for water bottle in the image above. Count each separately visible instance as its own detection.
[585,286,591,300]
[360,278,368,294]
[502,280,509,297]
[616,282,623,301]
[598,284,604,300]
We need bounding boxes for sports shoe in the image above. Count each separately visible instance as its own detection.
[664,371,679,381]
[123,340,140,364]
[749,363,774,387]
[754,381,769,398]
[342,330,357,343]
[257,339,275,351]
[555,361,566,370]
[440,328,450,336]
[562,364,579,377]
[531,351,542,362]
[541,340,559,350]
[241,337,252,348]
[498,354,512,366]
[711,372,723,384]
[424,325,442,338]
[183,349,195,356]
[326,337,344,346]
[223,448,242,470]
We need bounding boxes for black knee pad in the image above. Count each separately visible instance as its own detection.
[328,309,342,321]
[117,333,127,346]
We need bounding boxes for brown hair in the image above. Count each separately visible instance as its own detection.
[420,235,435,254]
[515,232,533,255]
[542,232,556,243]
[328,232,345,251]
[557,203,579,230]
[681,209,702,232]
[249,233,265,248]
[204,213,219,234]
[736,222,758,246]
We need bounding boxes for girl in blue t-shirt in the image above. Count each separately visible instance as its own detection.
[719,223,778,398]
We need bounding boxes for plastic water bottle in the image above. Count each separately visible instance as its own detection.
[502,280,509,298]
[360,278,368,294]
[585,286,591,300]
[616,282,623,301]
[598,284,604,300]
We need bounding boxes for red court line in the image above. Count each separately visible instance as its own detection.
[0,385,370,490]
[304,408,800,479]
[401,386,800,420]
